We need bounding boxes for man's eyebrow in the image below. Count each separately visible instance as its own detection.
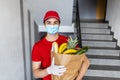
[46,20,50,22]
[46,21,50,22]
[54,21,59,22]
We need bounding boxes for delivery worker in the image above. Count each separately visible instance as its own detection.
[32,10,90,80]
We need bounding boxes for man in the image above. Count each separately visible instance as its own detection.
[32,10,90,80]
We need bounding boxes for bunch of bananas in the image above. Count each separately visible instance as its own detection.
[58,42,89,54]
[58,42,78,54]
[52,36,88,55]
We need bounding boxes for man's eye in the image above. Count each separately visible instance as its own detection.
[46,21,51,24]
[54,22,59,25]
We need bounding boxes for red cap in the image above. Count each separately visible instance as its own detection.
[43,10,60,22]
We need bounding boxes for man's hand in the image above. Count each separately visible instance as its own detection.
[47,57,66,76]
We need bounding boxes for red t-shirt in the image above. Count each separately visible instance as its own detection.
[32,35,68,80]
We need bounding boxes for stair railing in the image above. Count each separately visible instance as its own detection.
[75,0,82,48]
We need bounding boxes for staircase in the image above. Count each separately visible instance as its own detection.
[80,22,120,80]
[72,0,120,79]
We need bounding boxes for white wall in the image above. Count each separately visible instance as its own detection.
[26,0,73,26]
[106,0,120,46]
[0,0,25,80]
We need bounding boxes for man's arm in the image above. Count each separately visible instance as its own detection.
[76,55,90,80]
[32,58,66,79]
[32,61,49,78]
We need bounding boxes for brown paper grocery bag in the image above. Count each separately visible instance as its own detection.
[52,53,87,80]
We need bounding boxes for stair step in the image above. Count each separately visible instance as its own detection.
[89,65,120,71]
[86,49,120,56]
[80,23,109,29]
[81,28,110,34]
[69,33,113,41]
[82,34,113,41]
[82,41,116,48]
[87,55,120,60]
[85,70,120,78]
[89,47,119,50]
[84,76,120,80]
[61,33,113,41]
[89,59,120,66]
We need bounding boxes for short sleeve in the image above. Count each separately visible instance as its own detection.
[32,43,42,61]
[57,35,68,45]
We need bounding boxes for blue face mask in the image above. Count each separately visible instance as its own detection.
[46,25,59,34]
